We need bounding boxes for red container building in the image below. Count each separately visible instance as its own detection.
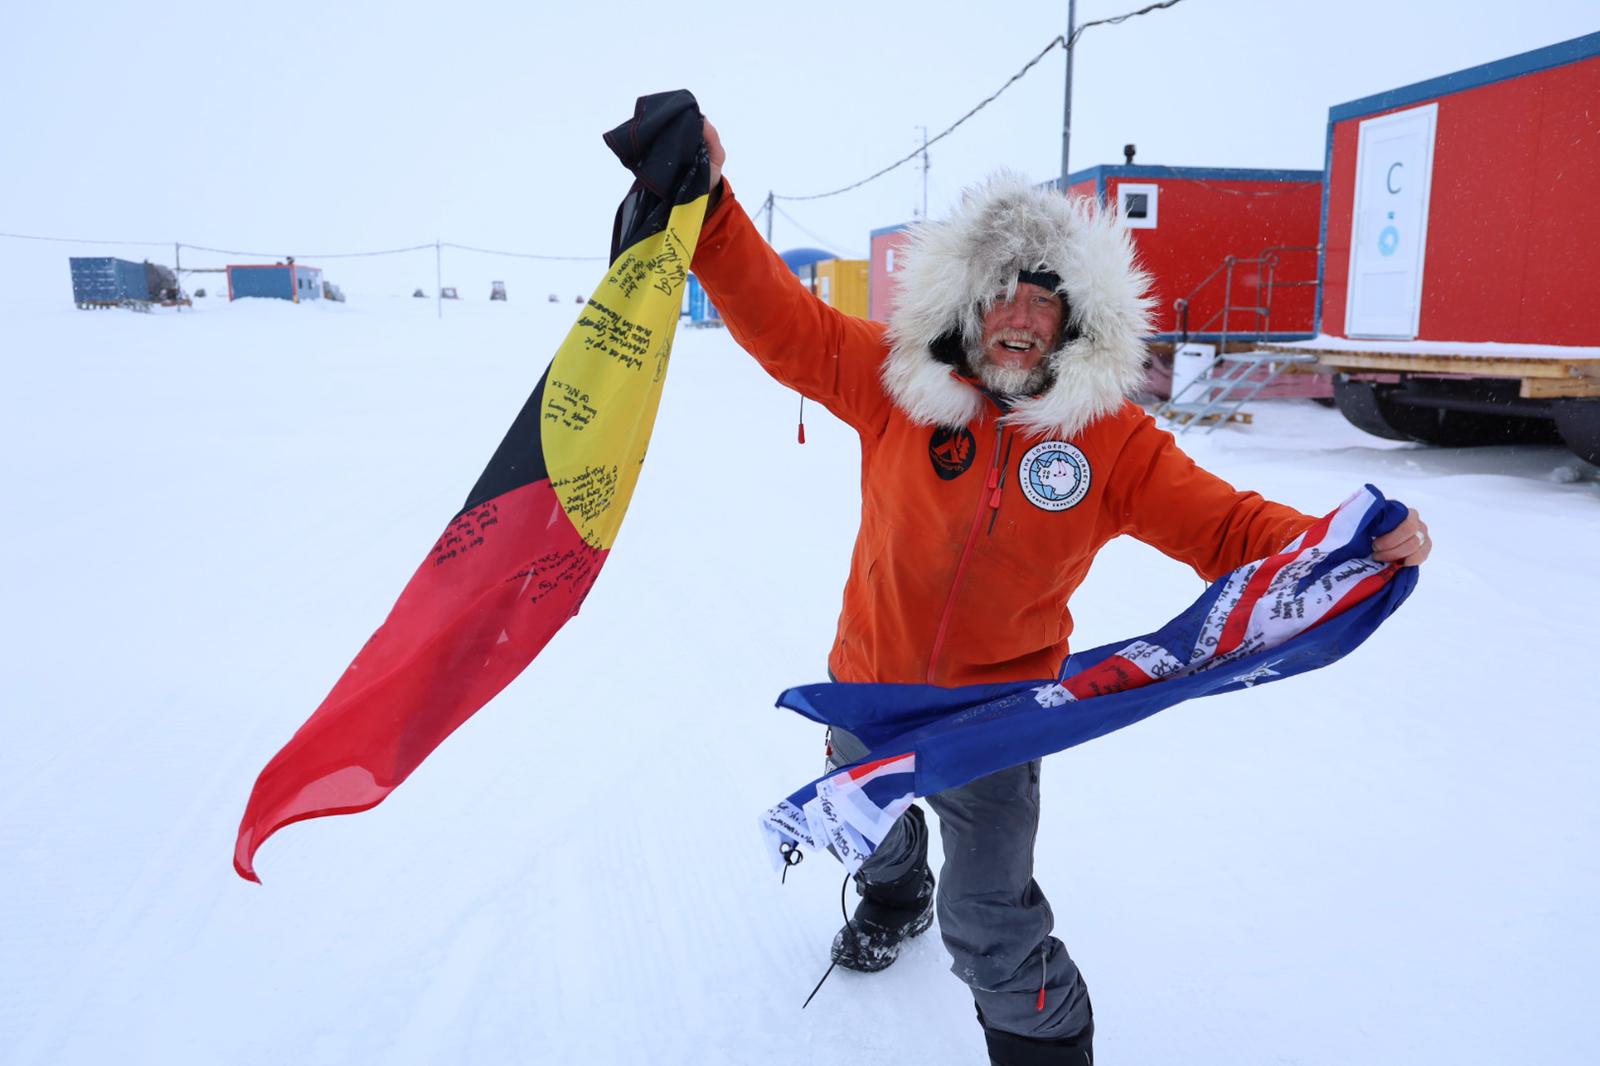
[868,224,913,323]
[1319,31,1600,345]
[1066,165,1324,343]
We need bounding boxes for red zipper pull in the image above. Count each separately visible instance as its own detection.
[1037,951,1048,1011]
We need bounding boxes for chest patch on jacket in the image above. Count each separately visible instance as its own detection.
[928,427,977,480]
[1018,441,1092,511]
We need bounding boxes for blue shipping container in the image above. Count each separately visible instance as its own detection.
[686,274,719,324]
[228,264,324,302]
[69,257,152,306]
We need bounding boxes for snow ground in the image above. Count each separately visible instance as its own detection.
[1,294,1596,1065]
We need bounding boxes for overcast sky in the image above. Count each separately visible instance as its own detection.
[2,0,1594,300]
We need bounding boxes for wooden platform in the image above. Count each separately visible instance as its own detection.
[1162,406,1253,427]
[1257,343,1600,399]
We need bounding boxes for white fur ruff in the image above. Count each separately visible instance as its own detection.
[882,171,1154,439]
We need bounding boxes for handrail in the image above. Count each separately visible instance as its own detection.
[1171,244,1320,351]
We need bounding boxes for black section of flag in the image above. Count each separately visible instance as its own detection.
[603,90,709,262]
[458,365,553,514]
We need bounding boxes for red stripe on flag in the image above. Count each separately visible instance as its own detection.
[1064,654,1156,700]
[845,752,914,783]
[234,479,604,881]
[1215,508,1339,656]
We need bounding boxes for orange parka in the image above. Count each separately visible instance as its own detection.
[691,184,1314,688]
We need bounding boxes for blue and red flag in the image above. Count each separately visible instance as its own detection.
[763,484,1420,872]
[235,91,711,882]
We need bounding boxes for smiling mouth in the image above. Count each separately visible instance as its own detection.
[999,340,1036,352]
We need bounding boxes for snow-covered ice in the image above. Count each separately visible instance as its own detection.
[2,294,1595,1065]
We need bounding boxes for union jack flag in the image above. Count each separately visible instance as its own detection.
[761,485,1419,874]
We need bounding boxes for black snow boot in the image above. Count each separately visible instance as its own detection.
[979,1007,1094,1066]
[829,806,935,973]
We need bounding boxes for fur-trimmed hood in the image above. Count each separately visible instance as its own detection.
[882,171,1154,439]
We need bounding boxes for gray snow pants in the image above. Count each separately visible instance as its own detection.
[829,725,1093,1043]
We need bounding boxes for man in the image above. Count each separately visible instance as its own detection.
[690,119,1430,1065]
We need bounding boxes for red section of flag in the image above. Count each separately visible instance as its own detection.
[234,480,605,881]
[1063,653,1152,700]
[1215,508,1338,657]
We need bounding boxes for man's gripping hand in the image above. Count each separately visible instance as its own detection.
[703,117,725,191]
[1372,507,1432,567]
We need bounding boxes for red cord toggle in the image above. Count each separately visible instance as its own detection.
[797,422,806,444]
[1036,985,1046,1012]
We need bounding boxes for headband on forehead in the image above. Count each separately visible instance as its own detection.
[1016,269,1062,293]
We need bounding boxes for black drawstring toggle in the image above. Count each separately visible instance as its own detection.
[779,841,804,884]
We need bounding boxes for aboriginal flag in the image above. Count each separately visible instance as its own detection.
[234,91,710,882]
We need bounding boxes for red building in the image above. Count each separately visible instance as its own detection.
[868,224,912,323]
[1065,165,1324,343]
[1319,31,1600,345]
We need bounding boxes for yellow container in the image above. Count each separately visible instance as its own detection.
[814,259,870,319]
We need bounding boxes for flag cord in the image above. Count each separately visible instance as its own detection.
[801,873,855,1009]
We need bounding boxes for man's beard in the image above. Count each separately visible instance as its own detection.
[972,354,1055,398]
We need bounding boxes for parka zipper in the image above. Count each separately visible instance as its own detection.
[925,423,1010,684]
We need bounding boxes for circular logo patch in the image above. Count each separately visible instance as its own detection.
[1018,441,1091,512]
[928,427,977,480]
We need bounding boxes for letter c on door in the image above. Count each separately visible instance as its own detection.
[1386,162,1404,194]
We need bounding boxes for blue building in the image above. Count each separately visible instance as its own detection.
[685,274,720,325]
[69,257,153,306]
[227,262,324,302]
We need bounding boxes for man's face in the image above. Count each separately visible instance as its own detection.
[973,282,1065,396]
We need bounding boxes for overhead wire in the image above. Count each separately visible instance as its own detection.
[1070,0,1187,46]
[176,241,437,259]
[769,205,862,259]
[1,231,605,262]
[441,242,606,262]
[772,0,1192,205]
[772,34,1068,202]
[0,231,168,247]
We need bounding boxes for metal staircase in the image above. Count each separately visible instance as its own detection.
[1154,246,1319,433]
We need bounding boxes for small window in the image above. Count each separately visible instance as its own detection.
[885,247,896,273]
[1117,183,1159,230]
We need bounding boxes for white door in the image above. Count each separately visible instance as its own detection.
[1344,103,1438,339]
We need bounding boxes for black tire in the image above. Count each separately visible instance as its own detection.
[1333,376,1560,447]
[1553,399,1600,465]
[1332,377,1425,441]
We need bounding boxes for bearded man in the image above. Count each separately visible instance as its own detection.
[690,119,1430,1066]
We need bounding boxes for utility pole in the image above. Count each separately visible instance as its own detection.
[764,191,775,243]
[922,126,930,220]
[1061,0,1077,190]
[435,239,442,320]
[174,242,182,312]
